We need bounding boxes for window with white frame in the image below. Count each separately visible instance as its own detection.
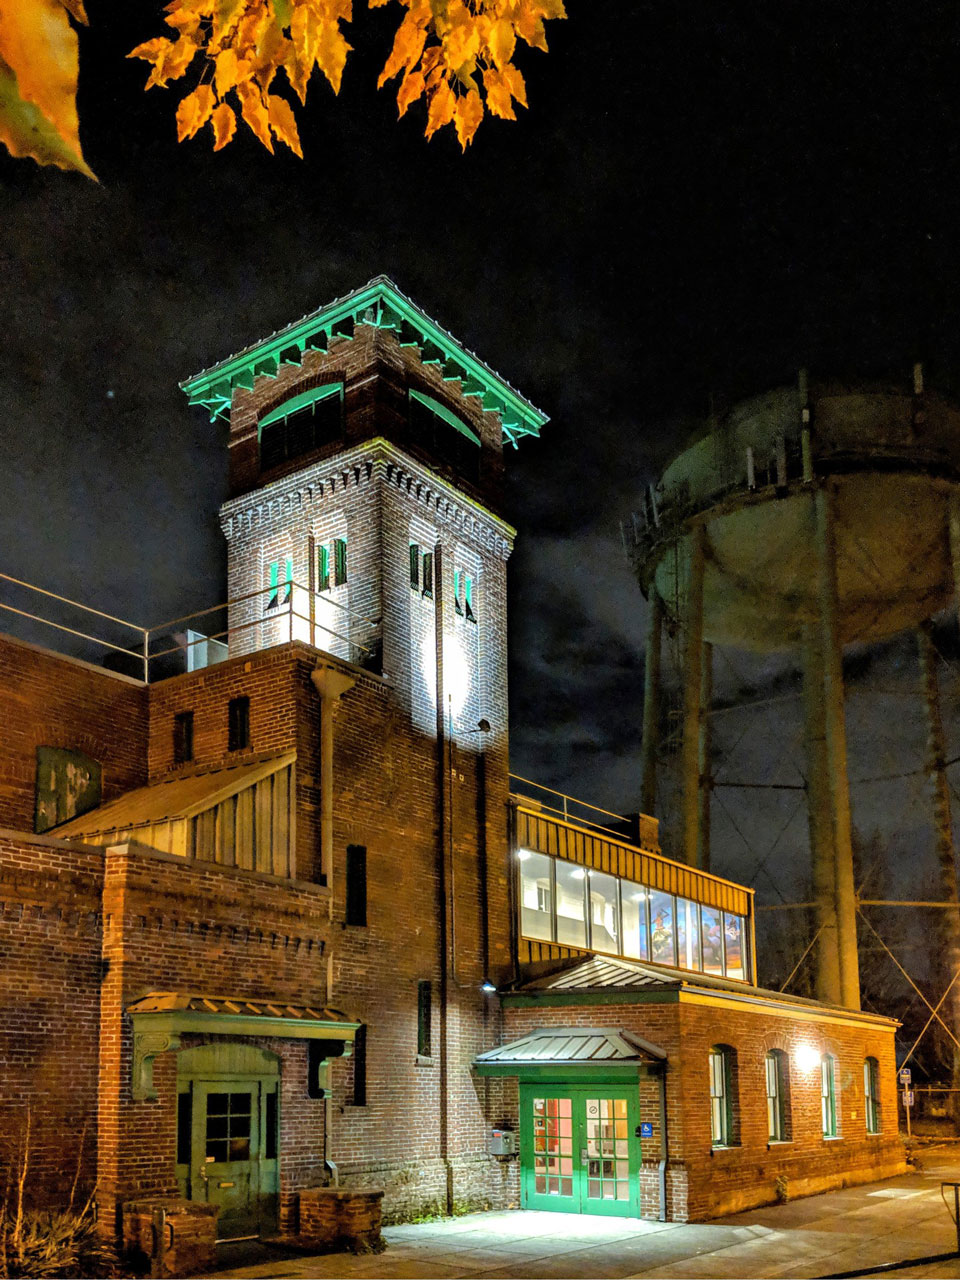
[864,1057,880,1135]
[821,1054,839,1138]
[709,1047,734,1146]
[766,1050,788,1142]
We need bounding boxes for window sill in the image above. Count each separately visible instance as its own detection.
[415,1054,436,1067]
[767,1139,792,1147]
[710,1144,739,1154]
[823,1134,843,1142]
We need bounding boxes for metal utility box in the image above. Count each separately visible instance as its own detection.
[490,1128,516,1156]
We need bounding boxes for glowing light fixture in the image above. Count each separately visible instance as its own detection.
[795,1044,820,1073]
[480,979,497,994]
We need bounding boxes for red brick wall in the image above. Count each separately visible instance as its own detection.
[500,994,904,1221]
[0,830,104,1202]
[0,634,147,833]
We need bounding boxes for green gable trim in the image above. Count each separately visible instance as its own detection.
[502,989,681,1009]
[258,381,343,433]
[474,1062,653,1082]
[180,276,547,448]
[409,389,481,446]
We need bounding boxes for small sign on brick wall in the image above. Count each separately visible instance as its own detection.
[34,745,101,833]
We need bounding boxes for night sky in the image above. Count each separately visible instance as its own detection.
[5,1,960,971]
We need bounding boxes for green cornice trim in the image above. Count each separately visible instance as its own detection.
[409,388,481,445]
[501,989,681,1009]
[181,275,547,448]
[258,381,344,433]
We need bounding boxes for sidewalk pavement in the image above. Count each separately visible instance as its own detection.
[213,1143,960,1279]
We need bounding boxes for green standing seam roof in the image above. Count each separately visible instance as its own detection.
[180,275,548,448]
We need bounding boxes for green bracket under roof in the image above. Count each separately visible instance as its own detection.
[180,275,548,448]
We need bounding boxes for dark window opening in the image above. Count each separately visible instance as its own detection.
[346,844,367,927]
[417,980,432,1057]
[176,1089,192,1165]
[228,696,250,751]
[265,1089,278,1160]
[422,551,434,599]
[174,711,194,764]
[334,537,347,587]
[352,1025,367,1107]
[260,391,342,472]
[409,543,420,590]
[408,394,481,484]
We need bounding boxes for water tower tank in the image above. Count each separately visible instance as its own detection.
[629,369,960,1010]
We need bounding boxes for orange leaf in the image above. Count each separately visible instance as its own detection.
[176,82,216,139]
[58,0,88,23]
[237,80,274,150]
[211,99,237,148]
[127,35,174,66]
[396,67,424,117]
[453,86,482,148]
[213,46,236,94]
[0,0,94,176]
[267,92,302,155]
[145,34,199,87]
[500,61,526,108]
[482,66,514,120]
[439,1,478,72]
[378,7,427,87]
[163,5,204,36]
[316,19,351,93]
[487,16,515,68]
[424,76,454,139]
[515,9,547,51]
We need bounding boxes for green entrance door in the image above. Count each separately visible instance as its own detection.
[519,1084,640,1216]
[176,1045,280,1241]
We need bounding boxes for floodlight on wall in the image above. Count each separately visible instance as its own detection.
[795,1044,821,1073]
[480,979,497,994]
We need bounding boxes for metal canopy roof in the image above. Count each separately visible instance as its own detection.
[53,752,295,839]
[475,1026,666,1069]
[180,275,548,448]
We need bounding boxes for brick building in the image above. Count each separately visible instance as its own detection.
[0,278,903,1246]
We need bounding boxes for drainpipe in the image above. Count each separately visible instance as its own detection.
[657,1064,669,1222]
[310,663,356,1189]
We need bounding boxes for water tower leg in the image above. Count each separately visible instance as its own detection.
[802,622,842,1006]
[682,524,706,869]
[699,642,713,873]
[641,588,663,819]
[813,485,861,1010]
[916,623,960,1111]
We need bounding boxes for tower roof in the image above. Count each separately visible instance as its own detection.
[181,275,548,448]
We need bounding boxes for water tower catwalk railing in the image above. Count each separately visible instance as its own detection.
[626,367,960,1040]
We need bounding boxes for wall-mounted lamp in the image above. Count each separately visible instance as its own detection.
[795,1044,820,1073]
[480,979,497,994]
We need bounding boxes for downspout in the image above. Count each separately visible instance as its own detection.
[433,544,454,1215]
[657,1063,669,1222]
[310,663,356,1189]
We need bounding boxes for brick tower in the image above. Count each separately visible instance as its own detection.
[180,276,548,1213]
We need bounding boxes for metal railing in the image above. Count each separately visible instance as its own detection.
[0,572,379,683]
[509,773,659,846]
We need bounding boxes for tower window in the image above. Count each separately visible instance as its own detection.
[454,570,476,622]
[173,711,194,765]
[259,382,343,472]
[421,551,433,599]
[266,558,292,610]
[410,543,420,590]
[334,538,348,587]
[408,389,481,483]
[228,697,250,751]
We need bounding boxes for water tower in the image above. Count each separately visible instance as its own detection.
[628,368,960,1011]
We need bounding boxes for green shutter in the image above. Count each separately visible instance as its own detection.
[318,545,330,592]
[334,538,347,586]
[454,569,463,615]
[422,552,433,598]
[283,557,292,603]
[267,561,279,610]
[465,574,475,621]
[417,981,432,1057]
[409,544,419,590]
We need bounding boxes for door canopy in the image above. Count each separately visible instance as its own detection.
[128,991,359,1100]
[474,1027,666,1080]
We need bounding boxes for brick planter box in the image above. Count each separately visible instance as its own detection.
[122,1197,219,1277]
[297,1188,384,1253]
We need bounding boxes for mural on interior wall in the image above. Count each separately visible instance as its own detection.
[34,746,102,833]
